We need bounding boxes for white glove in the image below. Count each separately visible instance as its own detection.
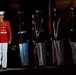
[50,38,52,41]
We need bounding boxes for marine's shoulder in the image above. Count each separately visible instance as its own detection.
[3,20,9,23]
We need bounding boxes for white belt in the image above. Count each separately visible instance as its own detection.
[18,31,26,34]
[0,32,7,34]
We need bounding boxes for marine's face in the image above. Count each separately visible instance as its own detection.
[54,12,56,17]
[0,15,4,20]
[71,12,74,17]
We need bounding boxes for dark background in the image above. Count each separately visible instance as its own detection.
[0,0,73,68]
[0,0,50,68]
[0,0,75,75]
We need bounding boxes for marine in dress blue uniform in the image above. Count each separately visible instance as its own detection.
[68,7,76,64]
[52,8,66,65]
[17,11,29,67]
[32,10,48,66]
